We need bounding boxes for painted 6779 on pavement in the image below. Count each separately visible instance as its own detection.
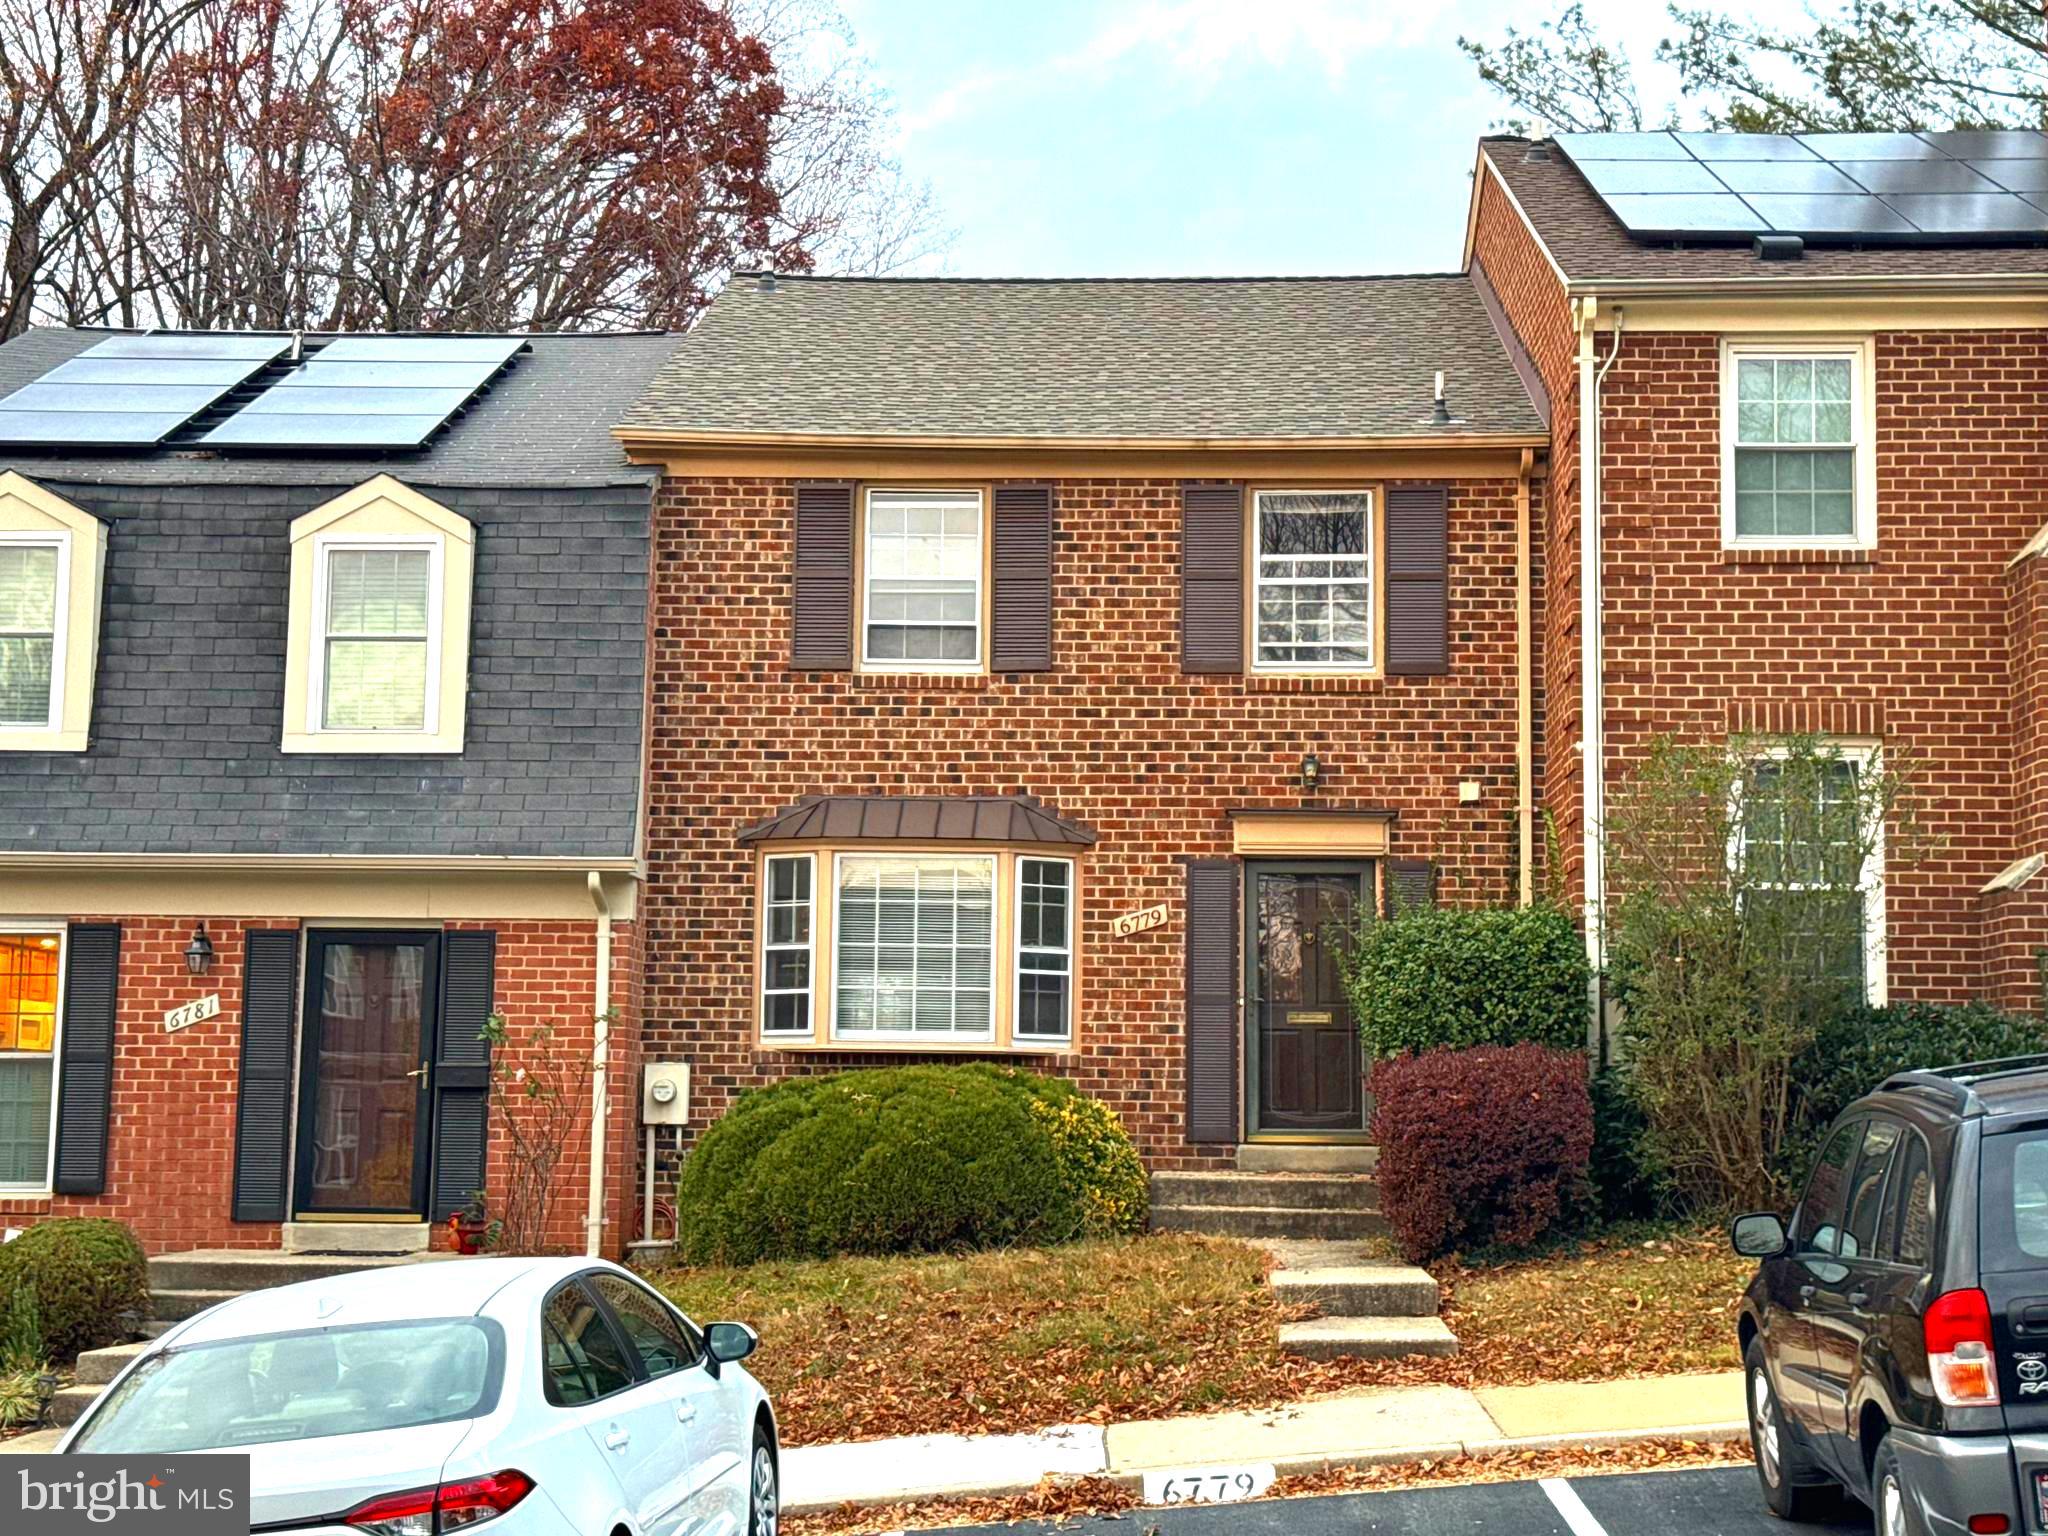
[58,1256,781,1536]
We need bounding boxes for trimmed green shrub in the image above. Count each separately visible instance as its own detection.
[674,1066,1148,1265]
[0,1220,148,1362]
[1342,903,1590,1057]
[1778,1002,2048,1184]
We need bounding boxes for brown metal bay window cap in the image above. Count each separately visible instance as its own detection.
[737,793,1097,847]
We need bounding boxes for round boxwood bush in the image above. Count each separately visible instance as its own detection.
[1342,903,1590,1058]
[675,1065,1147,1264]
[0,1219,149,1362]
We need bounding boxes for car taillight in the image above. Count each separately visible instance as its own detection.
[1926,1288,2002,1407]
[343,1471,535,1536]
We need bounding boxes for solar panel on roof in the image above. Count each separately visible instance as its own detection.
[198,334,525,450]
[1554,128,2048,246]
[0,332,289,446]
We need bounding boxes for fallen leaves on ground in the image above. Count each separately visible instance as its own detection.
[652,1225,1750,1446]
[785,1438,1754,1535]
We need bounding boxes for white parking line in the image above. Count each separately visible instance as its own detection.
[1540,1477,1612,1536]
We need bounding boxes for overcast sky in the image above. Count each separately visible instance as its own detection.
[840,0,1780,277]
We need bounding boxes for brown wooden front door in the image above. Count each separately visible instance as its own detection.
[1249,864,1368,1136]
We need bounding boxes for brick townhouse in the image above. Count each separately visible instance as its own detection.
[0,329,676,1254]
[1465,128,2048,1020]
[618,275,1550,1168]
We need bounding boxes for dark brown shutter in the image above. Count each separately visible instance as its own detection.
[1388,858,1437,915]
[232,930,299,1222]
[1181,484,1244,674]
[1385,484,1449,675]
[992,482,1053,672]
[53,924,119,1196]
[792,480,855,669]
[1185,860,1239,1144]
[430,931,497,1221]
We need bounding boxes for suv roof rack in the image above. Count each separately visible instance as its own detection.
[1878,1055,2048,1116]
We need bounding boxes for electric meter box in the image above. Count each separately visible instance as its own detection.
[642,1062,690,1126]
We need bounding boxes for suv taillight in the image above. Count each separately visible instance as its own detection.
[1925,1288,2002,1407]
[342,1471,535,1536]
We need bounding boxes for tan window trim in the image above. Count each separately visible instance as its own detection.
[852,483,996,678]
[1243,481,1385,681]
[752,839,1083,1055]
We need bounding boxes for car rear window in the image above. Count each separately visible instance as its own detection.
[69,1318,501,1453]
[1980,1130,2048,1273]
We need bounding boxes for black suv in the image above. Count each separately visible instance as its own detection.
[1732,1059,2048,1535]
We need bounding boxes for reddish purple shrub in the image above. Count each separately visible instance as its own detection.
[1369,1044,1594,1262]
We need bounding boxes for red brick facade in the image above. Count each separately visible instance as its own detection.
[641,471,1543,1167]
[1,914,638,1256]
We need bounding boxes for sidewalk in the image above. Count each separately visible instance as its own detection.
[781,1369,1748,1513]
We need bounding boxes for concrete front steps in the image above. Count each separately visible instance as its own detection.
[1264,1238,1457,1360]
[49,1248,454,1428]
[1148,1172,1389,1242]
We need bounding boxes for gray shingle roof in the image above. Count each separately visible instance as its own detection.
[0,327,683,488]
[622,274,1547,441]
[737,794,1097,846]
[1485,138,2048,285]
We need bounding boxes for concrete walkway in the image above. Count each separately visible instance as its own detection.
[781,1369,1747,1512]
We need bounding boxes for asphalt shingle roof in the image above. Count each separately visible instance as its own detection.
[0,327,683,488]
[622,274,1547,440]
[1485,137,2048,285]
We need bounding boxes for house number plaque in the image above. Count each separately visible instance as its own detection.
[164,993,222,1033]
[1111,904,1169,938]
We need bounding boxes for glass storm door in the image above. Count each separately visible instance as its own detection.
[1250,865,1368,1136]
[295,931,438,1216]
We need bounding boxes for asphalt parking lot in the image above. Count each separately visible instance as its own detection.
[931,1465,1868,1535]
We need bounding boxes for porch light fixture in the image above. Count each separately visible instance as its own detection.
[184,923,215,976]
[1300,752,1322,792]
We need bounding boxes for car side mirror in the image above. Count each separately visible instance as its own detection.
[705,1322,758,1371]
[1731,1211,1789,1259]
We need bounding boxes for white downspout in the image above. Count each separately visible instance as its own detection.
[1579,298,1624,1054]
[585,871,612,1258]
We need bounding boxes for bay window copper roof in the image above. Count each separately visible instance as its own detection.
[737,794,1096,847]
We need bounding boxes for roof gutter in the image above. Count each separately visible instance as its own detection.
[611,427,1549,453]
[1567,272,2048,302]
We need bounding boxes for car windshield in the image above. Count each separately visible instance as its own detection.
[1980,1129,2048,1273]
[70,1318,500,1452]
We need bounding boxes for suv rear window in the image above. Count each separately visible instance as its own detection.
[1980,1129,2048,1272]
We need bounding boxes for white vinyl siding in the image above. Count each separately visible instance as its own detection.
[761,854,815,1035]
[1014,858,1073,1041]
[0,540,61,728]
[862,490,983,669]
[1253,490,1373,670]
[316,543,436,731]
[834,854,995,1041]
[1723,342,1875,549]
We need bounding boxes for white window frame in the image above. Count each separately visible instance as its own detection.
[1734,741,1887,1006]
[0,921,64,1197]
[306,533,446,738]
[1013,855,1075,1044]
[859,487,986,674]
[0,531,68,731]
[1251,488,1376,673]
[760,852,816,1037]
[829,851,998,1045]
[1720,339,1877,551]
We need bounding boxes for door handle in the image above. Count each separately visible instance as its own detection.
[605,1428,631,1452]
[405,1066,428,1080]
[675,1400,696,1424]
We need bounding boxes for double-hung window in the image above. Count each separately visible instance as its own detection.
[1724,342,1873,548]
[757,848,1076,1049]
[316,543,437,731]
[0,539,61,730]
[862,489,983,669]
[0,928,61,1191]
[1253,490,1373,670]
[1739,745,1884,1003]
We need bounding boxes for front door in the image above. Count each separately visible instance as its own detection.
[294,930,439,1217]
[1248,863,1368,1136]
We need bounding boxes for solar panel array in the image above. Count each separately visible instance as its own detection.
[199,335,527,450]
[1554,129,2048,244]
[0,334,290,446]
